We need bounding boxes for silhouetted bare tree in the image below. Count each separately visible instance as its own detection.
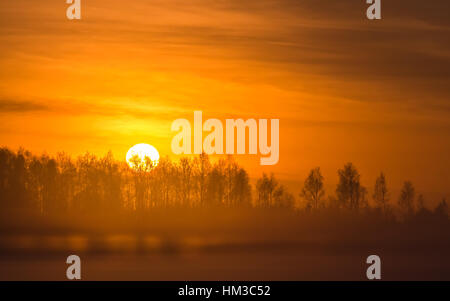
[300,167,325,210]
[256,173,293,208]
[416,194,425,212]
[256,173,277,208]
[194,153,211,207]
[336,163,366,210]
[398,181,415,217]
[373,172,389,214]
[178,157,193,206]
[434,198,448,218]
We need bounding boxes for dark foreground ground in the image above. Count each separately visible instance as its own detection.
[0,208,449,280]
[1,250,449,281]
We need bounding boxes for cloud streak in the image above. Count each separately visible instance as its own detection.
[0,99,48,113]
[0,0,450,196]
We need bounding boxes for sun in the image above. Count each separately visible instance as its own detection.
[126,143,160,171]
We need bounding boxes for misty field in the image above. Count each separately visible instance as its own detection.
[0,148,449,280]
[1,207,449,280]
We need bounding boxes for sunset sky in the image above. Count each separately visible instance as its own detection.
[1,0,449,202]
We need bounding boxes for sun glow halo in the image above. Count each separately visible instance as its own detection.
[126,143,160,170]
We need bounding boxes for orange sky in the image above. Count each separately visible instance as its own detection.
[1,0,449,203]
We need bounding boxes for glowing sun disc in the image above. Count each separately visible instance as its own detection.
[126,143,160,170]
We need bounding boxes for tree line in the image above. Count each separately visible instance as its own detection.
[0,147,448,220]
[300,163,448,219]
[0,148,253,213]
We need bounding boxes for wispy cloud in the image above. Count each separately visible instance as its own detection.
[0,99,48,113]
[1,0,450,196]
